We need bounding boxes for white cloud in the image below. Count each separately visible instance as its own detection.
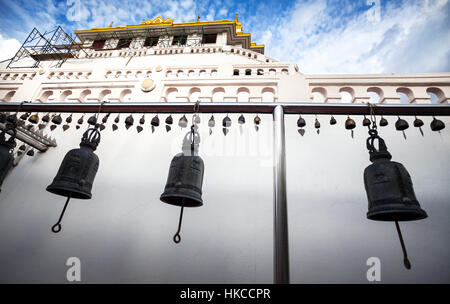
[0,34,21,62]
[253,0,450,74]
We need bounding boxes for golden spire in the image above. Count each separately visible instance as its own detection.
[108,21,114,27]
[197,14,201,22]
[234,13,238,22]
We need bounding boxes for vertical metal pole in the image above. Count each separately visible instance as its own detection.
[273,105,290,284]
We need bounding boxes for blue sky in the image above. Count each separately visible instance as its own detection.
[0,0,449,74]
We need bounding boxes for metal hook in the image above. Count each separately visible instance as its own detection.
[51,194,71,233]
[173,200,185,244]
[395,220,411,270]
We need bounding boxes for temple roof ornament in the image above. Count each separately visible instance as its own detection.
[141,16,174,26]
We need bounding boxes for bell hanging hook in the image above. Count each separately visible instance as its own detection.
[51,194,71,233]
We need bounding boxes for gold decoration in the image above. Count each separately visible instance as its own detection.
[141,16,173,25]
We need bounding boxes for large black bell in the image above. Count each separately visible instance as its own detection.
[161,130,204,207]
[161,126,204,243]
[47,127,101,233]
[364,135,427,221]
[160,153,204,207]
[0,123,17,191]
[47,128,100,199]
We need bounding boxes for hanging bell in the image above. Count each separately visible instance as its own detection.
[42,113,50,123]
[66,114,73,124]
[223,115,231,128]
[297,115,306,128]
[47,127,101,233]
[194,115,201,124]
[125,115,134,129]
[137,126,143,133]
[38,123,46,130]
[364,128,427,270]
[238,114,245,124]
[102,113,110,124]
[362,116,371,127]
[151,115,160,127]
[0,123,17,191]
[179,115,188,128]
[254,115,261,125]
[26,149,34,156]
[330,116,336,125]
[430,117,445,132]
[413,116,424,136]
[52,114,62,125]
[20,112,30,120]
[77,115,84,125]
[161,128,204,243]
[395,117,409,131]
[139,115,145,125]
[114,114,120,124]
[395,117,409,139]
[379,116,388,127]
[208,115,215,127]
[28,113,39,124]
[62,125,70,132]
[314,118,320,134]
[165,115,173,125]
[345,116,356,130]
[112,124,118,131]
[19,144,26,151]
[50,125,57,131]
[364,135,427,221]
[87,114,97,126]
[160,155,204,207]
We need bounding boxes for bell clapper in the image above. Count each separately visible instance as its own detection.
[395,220,412,270]
[51,194,71,233]
[173,200,185,244]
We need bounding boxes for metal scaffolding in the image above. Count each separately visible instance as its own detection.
[6,26,86,69]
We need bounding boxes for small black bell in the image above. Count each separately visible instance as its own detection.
[26,149,34,156]
[20,112,30,120]
[330,116,337,125]
[151,115,160,127]
[254,115,261,125]
[161,127,204,243]
[179,115,188,128]
[87,114,97,126]
[114,114,120,123]
[345,116,356,138]
[77,115,84,125]
[364,127,427,269]
[413,116,424,136]
[139,115,145,125]
[166,115,173,125]
[430,117,445,132]
[102,113,110,124]
[0,123,17,191]
[223,115,231,128]
[208,115,215,127]
[42,113,50,123]
[52,114,62,125]
[314,118,320,134]
[345,116,356,129]
[395,117,409,139]
[47,127,101,233]
[379,117,388,127]
[137,126,143,133]
[297,115,306,128]
[125,115,134,129]
[238,114,245,124]
[28,113,39,124]
[66,114,73,124]
[362,116,371,127]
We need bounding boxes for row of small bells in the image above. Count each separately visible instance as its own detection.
[12,112,263,135]
[0,110,435,270]
[296,114,446,138]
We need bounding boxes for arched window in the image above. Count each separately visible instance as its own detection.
[426,87,446,103]
[3,91,16,102]
[367,87,384,103]
[120,89,132,102]
[79,89,92,102]
[261,88,275,102]
[339,87,355,103]
[237,87,250,102]
[212,87,225,102]
[39,90,53,102]
[166,88,178,102]
[99,89,112,102]
[59,90,72,101]
[396,87,414,103]
[189,87,201,102]
[311,87,327,102]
